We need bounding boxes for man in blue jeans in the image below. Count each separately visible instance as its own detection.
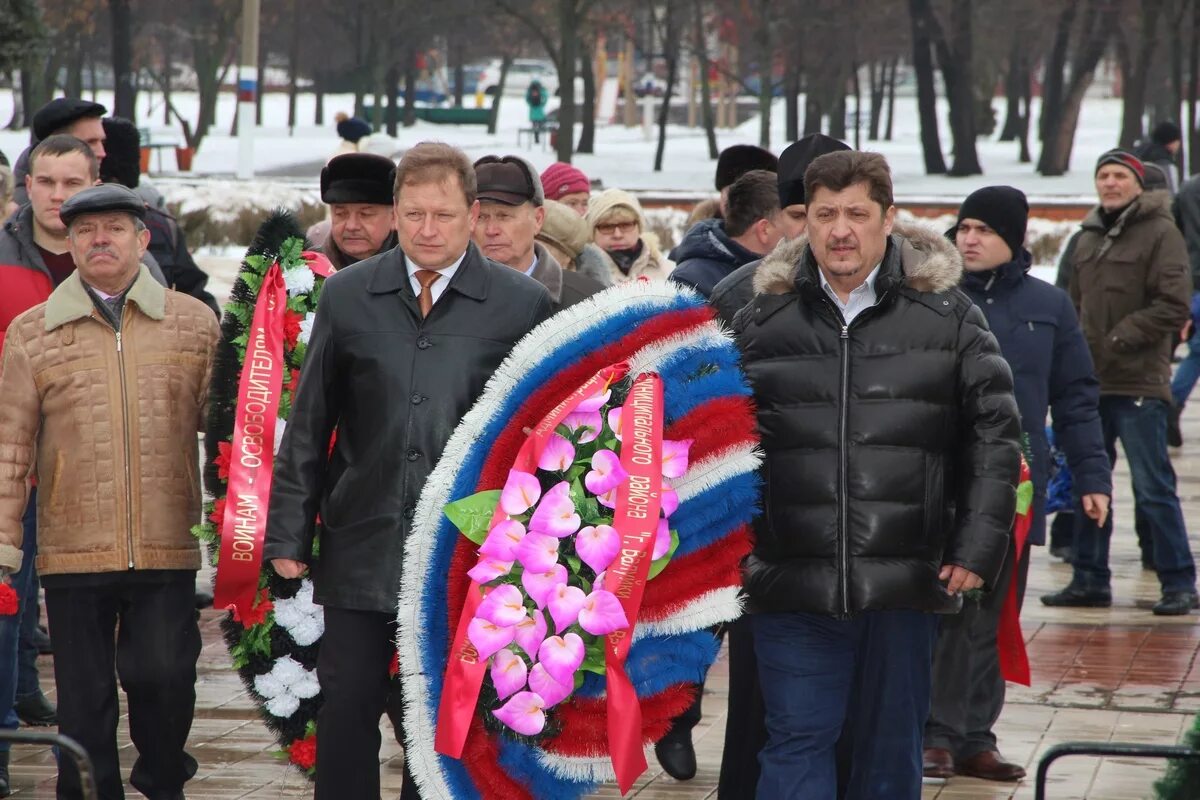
[726,150,1021,799]
[1045,149,1197,615]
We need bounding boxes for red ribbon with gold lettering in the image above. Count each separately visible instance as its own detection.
[435,363,630,760]
[602,373,664,794]
[214,252,333,620]
[997,456,1032,686]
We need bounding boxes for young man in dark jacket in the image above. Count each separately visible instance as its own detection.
[1045,149,1197,616]
[924,186,1111,783]
[729,151,1021,799]
[265,142,551,799]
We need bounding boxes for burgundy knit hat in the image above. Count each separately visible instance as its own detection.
[540,162,591,201]
[1095,149,1146,186]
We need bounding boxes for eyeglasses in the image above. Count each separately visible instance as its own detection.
[595,221,638,235]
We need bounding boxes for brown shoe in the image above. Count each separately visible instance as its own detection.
[957,750,1026,782]
[922,747,955,779]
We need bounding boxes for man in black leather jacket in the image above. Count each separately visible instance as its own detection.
[264,142,551,800]
[727,151,1021,800]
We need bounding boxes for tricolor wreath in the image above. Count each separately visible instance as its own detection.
[399,280,761,798]
[194,211,339,776]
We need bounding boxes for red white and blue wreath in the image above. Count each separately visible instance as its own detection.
[399,280,762,799]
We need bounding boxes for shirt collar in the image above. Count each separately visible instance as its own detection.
[523,253,539,276]
[406,250,467,282]
[819,263,882,303]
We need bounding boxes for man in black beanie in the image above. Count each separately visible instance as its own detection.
[12,97,107,207]
[775,133,852,240]
[319,152,398,271]
[924,186,1110,782]
[1135,120,1183,195]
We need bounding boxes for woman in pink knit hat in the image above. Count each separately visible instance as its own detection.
[540,162,591,216]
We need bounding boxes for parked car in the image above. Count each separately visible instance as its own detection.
[476,58,558,97]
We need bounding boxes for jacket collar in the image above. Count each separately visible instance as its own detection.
[367,241,490,302]
[530,242,564,302]
[751,221,964,298]
[1081,191,1172,237]
[961,249,1032,293]
[4,205,50,277]
[44,263,165,331]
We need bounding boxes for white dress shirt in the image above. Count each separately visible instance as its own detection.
[820,264,882,326]
[406,251,466,307]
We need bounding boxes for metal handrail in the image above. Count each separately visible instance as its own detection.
[0,730,98,800]
[1035,741,1200,800]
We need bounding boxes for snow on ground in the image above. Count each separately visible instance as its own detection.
[0,88,1123,200]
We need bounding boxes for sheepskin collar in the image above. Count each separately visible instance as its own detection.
[751,221,963,298]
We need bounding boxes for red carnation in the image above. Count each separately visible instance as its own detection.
[389,649,399,678]
[0,584,18,616]
[288,734,317,770]
[214,441,232,481]
[283,310,304,349]
[209,497,227,535]
[285,368,301,394]
[231,588,274,629]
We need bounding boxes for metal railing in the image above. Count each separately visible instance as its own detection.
[0,730,97,800]
[1035,741,1200,800]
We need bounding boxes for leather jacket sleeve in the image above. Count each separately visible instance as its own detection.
[264,287,341,565]
[0,333,35,572]
[944,301,1021,587]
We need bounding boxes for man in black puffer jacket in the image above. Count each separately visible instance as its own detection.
[728,151,1021,800]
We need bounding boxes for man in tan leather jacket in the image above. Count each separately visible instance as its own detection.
[0,183,218,799]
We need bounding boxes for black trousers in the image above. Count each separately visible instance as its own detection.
[44,573,200,800]
[316,607,420,800]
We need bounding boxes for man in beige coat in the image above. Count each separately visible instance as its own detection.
[0,183,218,799]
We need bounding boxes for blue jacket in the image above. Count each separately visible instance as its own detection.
[668,218,762,299]
[961,250,1111,544]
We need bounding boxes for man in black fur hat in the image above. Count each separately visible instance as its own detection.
[11,97,107,207]
[319,153,398,271]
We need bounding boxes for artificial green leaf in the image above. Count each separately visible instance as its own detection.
[647,529,680,580]
[1016,479,1034,516]
[580,641,607,675]
[566,554,582,574]
[443,490,502,545]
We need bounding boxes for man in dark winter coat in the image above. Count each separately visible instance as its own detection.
[473,154,604,311]
[320,152,399,271]
[1045,149,1198,616]
[265,142,551,800]
[1135,121,1182,195]
[924,186,1111,783]
[729,151,1021,799]
[669,169,783,299]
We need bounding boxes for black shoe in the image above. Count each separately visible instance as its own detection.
[654,733,697,781]
[1169,404,1184,447]
[0,747,10,798]
[1153,591,1200,616]
[31,624,51,655]
[1041,586,1112,608]
[14,691,56,726]
[195,588,214,610]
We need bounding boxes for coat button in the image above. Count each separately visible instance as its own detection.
[407,449,420,462]
[417,337,432,349]
[985,298,994,304]
[410,393,423,404]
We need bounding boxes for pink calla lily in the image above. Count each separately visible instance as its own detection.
[573,389,611,414]
[607,408,623,441]
[537,632,585,686]
[479,519,527,562]
[467,556,513,584]
[515,532,561,573]
[522,564,569,608]
[500,470,542,516]
[493,691,547,736]
[489,648,529,700]
[563,410,603,443]
[596,488,617,509]
[537,433,576,472]
[653,518,672,560]
[585,449,628,496]
[661,439,693,479]
[476,584,528,627]
[578,588,629,636]
[660,486,679,518]
[529,662,573,707]
[528,481,581,538]
[548,583,587,632]
[513,609,548,657]
[467,617,516,661]
[575,524,620,573]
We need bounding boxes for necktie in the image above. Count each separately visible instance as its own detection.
[415,269,441,318]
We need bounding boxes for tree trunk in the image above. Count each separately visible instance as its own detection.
[6,71,24,130]
[403,48,418,127]
[655,0,681,171]
[555,0,580,163]
[452,35,465,108]
[287,0,300,130]
[929,0,982,176]
[693,0,718,159]
[829,79,847,139]
[1019,73,1033,163]
[255,26,267,125]
[852,63,862,149]
[884,57,898,141]
[162,33,173,125]
[868,60,884,140]
[754,0,772,148]
[65,39,84,99]
[578,37,596,154]
[486,55,511,135]
[908,0,946,173]
[999,34,1025,141]
[1039,3,1077,143]
[386,64,400,137]
[1189,0,1200,174]
[804,94,823,135]
[785,59,801,143]
[1119,0,1164,149]
[314,73,325,126]
[111,0,136,119]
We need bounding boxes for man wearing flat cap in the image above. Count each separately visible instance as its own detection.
[12,97,107,208]
[1046,149,1198,616]
[319,152,399,271]
[0,183,218,799]
[473,154,604,312]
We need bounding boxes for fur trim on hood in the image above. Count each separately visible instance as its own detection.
[752,221,963,297]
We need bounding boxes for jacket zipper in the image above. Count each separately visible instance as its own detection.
[113,309,135,569]
[837,321,850,617]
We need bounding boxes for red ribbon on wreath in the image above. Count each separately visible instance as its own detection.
[214,252,333,621]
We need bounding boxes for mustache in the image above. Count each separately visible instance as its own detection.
[87,246,118,259]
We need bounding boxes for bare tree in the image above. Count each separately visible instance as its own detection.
[1116,0,1165,149]
[908,0,947,173]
